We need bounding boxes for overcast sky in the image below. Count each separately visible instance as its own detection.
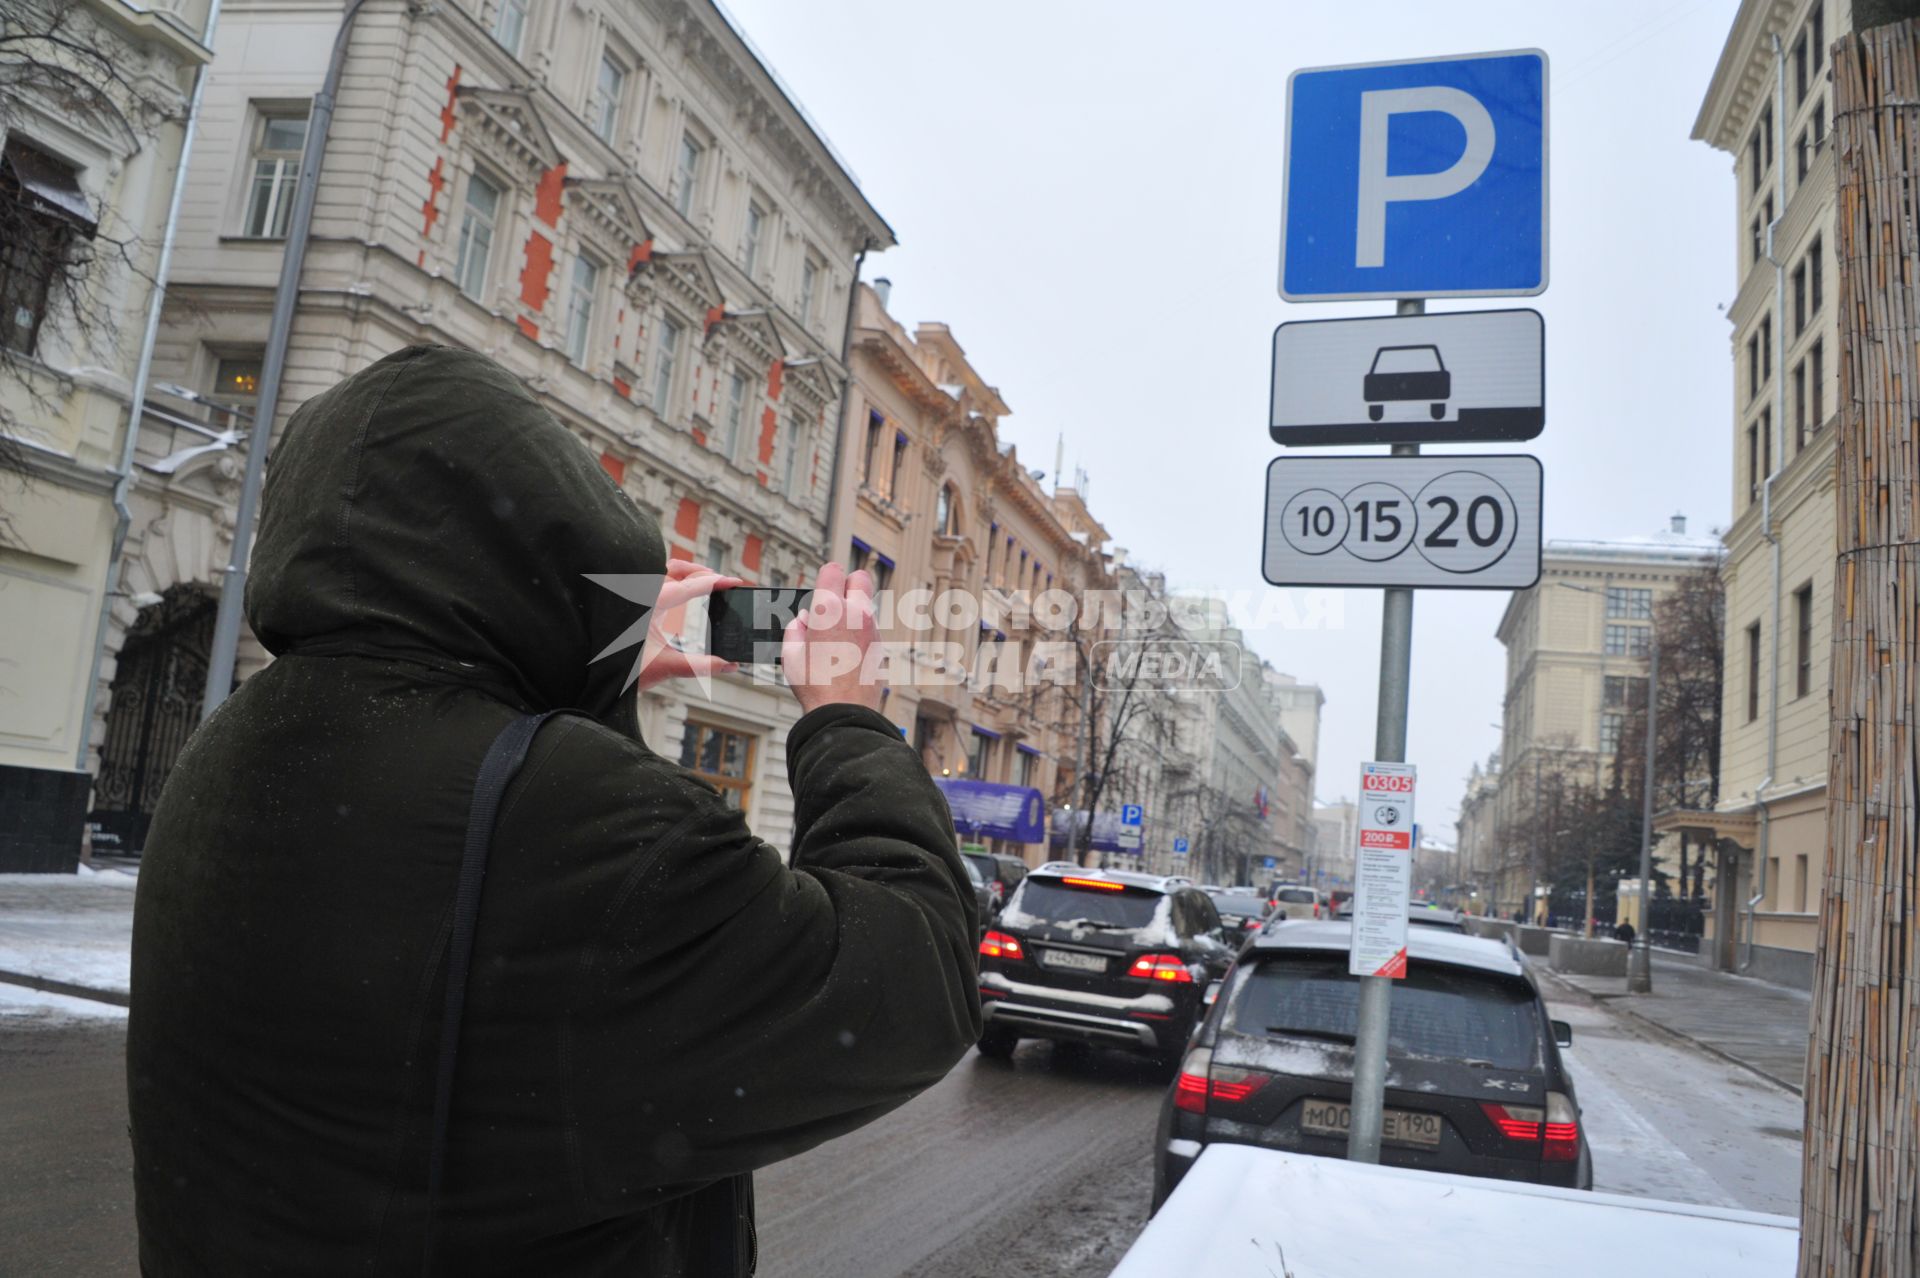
[721,0,1740,844]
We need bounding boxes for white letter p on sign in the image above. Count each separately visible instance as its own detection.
[1354,86,1495,269]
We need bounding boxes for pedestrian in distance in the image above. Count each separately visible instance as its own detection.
[126,346,981,1276]
[1614,918,1638,948]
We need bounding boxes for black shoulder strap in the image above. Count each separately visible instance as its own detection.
[422,710,562,1274]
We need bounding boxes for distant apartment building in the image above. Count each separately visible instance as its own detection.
[1691,0,1843,984]
[1455,755,1500,913]
[1492,520,1723,920]
[826,281,1115,866]
[99,0,890,855]
[0,0,213,869]
[1311,800,1358,892]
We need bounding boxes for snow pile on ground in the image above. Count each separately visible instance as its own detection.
[0,873,136,995]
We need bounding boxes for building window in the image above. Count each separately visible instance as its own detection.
[1605,587,1652,619]
[722,368,747,457]
[1796,126,1812,183]
[1016,749,1037,789]
[242,110,309,238]
[1747,622,1762,722]
[1794,361,1808,451]
[1762,103,1773,169]
[209,355,262,411]
[1,140,93,357]
[1747,421,1760,505]
[1795,854,1810,913]
[1793,34,1808,106]
[1760,313,1772,382]
[1795,583,1813,698]
[935,484,955,534]
[1809,3,1825,74]
[707,538,732,573]
[1809,236,1823,317]
[782,409,805,493]
[1813,99,1827,155]
[492,0,528,56]
[653,315,682,413]
[1604,624,1649,658]
[889,431,908,498]
[673,133,703,217]
[563,254,600,364]
[1761,406,1772,480]
[1747,332,1760,402]
[1749,214,1762,267]
[799,255,820,324]
[589,53,626,142]
[861,411,884,486]
[742,200,765,276]
[1599,712,1624,756]
[1748,125,1763,193]
[1811,340,1825,427]
[1793,261,1807,335]
[680,720,755,810]
[1604,675,1647,709]
[454,171,502,300]
[967,729,993,779]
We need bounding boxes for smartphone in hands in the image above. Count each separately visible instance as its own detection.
[705,587,814,665]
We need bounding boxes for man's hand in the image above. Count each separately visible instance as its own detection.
[782,561,882,714]
[637,560,744,690]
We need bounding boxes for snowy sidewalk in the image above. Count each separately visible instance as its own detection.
[0,868,137,1007]
[1542,952,1812,1094]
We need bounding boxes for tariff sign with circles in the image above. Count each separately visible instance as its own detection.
[1263,455,1542,590]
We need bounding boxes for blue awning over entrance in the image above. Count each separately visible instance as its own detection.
[934,778,1047,844]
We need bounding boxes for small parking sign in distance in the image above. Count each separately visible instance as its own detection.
[1280,49,1548,301]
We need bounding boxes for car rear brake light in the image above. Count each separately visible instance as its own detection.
[1060,876,1125,891]
[1127,953,1194,983]
[1479,1101,1546,1143]
[1173,1047,1211,1113]
[1206,1065,1269,1104]
[1544,1091,1580,1162]
[979,930,1025,960]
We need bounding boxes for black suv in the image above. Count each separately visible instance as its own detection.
[1152,920,1591,1207]
[976,866,1239,1067]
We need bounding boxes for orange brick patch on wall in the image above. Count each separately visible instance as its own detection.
[756,407,778,466]
[599,452,625,485]
[520,231,555,311]
[674,497,702,542]
[439,65,463,142]
[742,534,764,574]
[420,155,446,239]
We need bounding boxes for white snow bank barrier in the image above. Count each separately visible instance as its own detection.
[1112,1145,1797,1278]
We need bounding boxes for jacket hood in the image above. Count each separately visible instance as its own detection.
[246,345,665,719]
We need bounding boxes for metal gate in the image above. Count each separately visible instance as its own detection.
[89,586,217,856]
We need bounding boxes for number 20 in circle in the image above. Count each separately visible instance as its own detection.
[1414,469,1518,574]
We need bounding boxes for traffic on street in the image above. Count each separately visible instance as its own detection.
[0,0,1904,1274]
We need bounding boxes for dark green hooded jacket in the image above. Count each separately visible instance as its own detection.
[127,345,980,1275]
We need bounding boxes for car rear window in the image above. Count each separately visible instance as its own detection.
[1211,895,1266,919]
[1011,879,1161,929]
[1227,954,1541,1070]
[1275,889,1317,904]
[959,858,985,887]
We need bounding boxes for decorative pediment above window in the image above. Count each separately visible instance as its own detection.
[647,248,726,311]
[456,86,562,173]
[565,176,650,252]
[710,307,784,363]
[781,358,835,407]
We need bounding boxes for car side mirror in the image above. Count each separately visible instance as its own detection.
[1551,1019,1573,1048]
[1204,980,1223,1007]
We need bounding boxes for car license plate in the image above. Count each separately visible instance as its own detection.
[1300,1100,1442,1148]
[1038,948,1107,974]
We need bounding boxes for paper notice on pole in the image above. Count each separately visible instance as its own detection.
[1350,761,1416,978]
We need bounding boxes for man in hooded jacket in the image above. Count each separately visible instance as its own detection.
[127,345,981,1275]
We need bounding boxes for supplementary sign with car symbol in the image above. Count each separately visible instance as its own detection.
[1263,454,1541,590]
[1271,310,1544,446]
[1280,49,1547,300]
[1350,762,1416,979]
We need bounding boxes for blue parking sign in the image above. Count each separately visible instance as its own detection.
[1120,804,1144,826]
[1280,50,1547,301]
[1173,837,1189,856]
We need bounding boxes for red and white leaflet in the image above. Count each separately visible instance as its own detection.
[1349,761,1416,979]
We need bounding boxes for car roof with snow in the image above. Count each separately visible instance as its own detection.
[1027,865,1188,893]
[1249,919,1526,978]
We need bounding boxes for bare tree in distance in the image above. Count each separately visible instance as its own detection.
[0,0,189,539]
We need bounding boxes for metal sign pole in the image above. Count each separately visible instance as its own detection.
[1347,298,1423,1165]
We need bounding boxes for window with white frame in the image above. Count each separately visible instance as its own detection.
[782,408,806,493]
[653,316,683,413]
[799,255,820,324]
[673,133,703,217]
[563,254,600,364]
[1604,586,1652,619]
[242,109,309,238]
[454,171,502,300]
[722,368,747,456]
[589,53,625,142]
[492,0,528,56]
[742,200,765,276]
[1599,712,1625,757]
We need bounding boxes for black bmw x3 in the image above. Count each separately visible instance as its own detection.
[975,865,1239,1067]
